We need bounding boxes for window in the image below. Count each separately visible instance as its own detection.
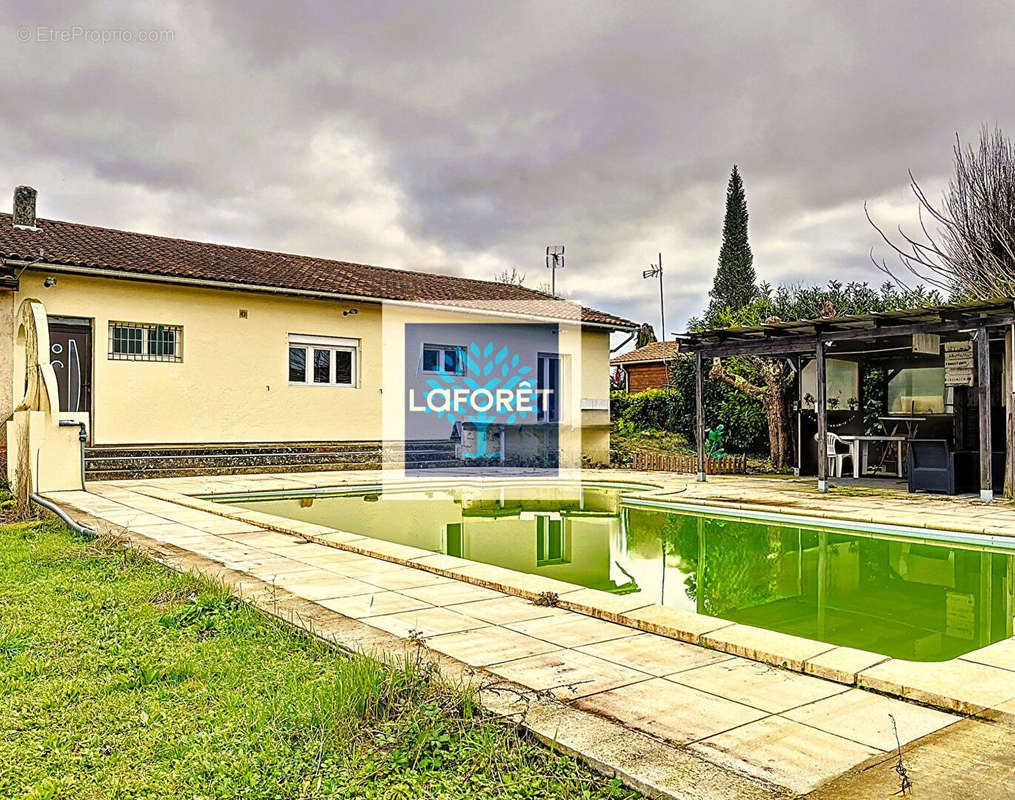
[288,334,358,387]
[109,322,182,362]
[422,344,465,376]
[888,367,946,414]
[800,358,859,410]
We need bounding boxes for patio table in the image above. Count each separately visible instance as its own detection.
[838,435,908,478]
[878,415,927,438]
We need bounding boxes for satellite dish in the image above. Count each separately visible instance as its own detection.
[546,245,565,271]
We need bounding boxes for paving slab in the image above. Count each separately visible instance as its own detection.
[247,562,321,581]
[517,701,789,800]
[701,623,834,671]
[557,587,654,620]
[408,552,474,571]
[313,530,369,546]
[576,677,767,744]
[446,595,567,625]
[671,658,848,713]
[317,591,432,619]
[356,567,454,591]
[577,632,732,676]
[783,688,959,751]
[362,606,490,639]
[622,604,733,643]
[689,716,883,796]
[959,638,1015,672]
[807,716,1015,800]
[858,657,1015,715]
[488,649,652,700]
[272,574,378,602]
[345,537,435,562]
[449,562,583,599]
[425,627,561,667]
[804,646,891,684]
[506,614,641,648]
[400,580,505,606]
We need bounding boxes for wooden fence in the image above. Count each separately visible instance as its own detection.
[632,451,748,474]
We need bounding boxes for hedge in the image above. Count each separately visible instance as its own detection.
[612,355,768,454]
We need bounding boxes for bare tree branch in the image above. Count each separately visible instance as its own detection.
[867,126,1015,301]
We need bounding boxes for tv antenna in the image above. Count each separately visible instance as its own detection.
[642,253,667,374]
[545,245,564,297]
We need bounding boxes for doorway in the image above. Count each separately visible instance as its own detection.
[536,353,560,422]
[47,317,92,417]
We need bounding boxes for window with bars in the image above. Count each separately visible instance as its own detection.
[288,333,358,387]
[108,322,182,362]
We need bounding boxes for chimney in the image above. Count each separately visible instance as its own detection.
[13,185,37,229]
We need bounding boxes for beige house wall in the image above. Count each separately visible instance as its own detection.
[14,271,384,444]
[7,271,615,462]
[580,325,611,463]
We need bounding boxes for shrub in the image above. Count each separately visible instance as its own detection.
[611,355,768,454]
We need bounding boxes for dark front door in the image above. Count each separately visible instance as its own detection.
[48,319,92,413]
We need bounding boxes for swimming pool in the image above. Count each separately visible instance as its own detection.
[224,482,1015,661]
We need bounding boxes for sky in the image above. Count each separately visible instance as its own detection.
[2,1,1013,348]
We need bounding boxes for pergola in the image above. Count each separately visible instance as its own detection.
[674,299,1015,500]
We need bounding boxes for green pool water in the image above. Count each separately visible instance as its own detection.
[227,483,1015,662]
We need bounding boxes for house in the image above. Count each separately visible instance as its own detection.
[0,187,635,490]
[610,341,680,392]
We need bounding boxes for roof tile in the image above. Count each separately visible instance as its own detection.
[0,213,635,329]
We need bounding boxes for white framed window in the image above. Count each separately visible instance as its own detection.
[422,343,466,376]
[109,322,182,362]
[288,334,358,387]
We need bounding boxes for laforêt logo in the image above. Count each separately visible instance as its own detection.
[403,323,561,472]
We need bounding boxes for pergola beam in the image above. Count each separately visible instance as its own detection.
[678,313,1015,359]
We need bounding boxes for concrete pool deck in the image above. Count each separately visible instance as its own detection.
[38,468,1015,797]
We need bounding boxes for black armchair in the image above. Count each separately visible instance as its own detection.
[909,439,1004,494]
[907,439,956,494]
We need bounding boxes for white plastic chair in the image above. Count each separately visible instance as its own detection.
[815,432,854,478]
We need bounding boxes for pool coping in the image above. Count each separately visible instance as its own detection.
[104,470,1015,720]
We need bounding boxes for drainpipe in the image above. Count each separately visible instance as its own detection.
[29,493,95,538]
[58,419,87,490]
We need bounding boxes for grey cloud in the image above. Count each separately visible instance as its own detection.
[1,0,1013,336]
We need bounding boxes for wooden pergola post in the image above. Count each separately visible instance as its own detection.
[794,354,802,477]
[1005,324,1014,499]
[977,325,993,502]
[695,351,706,482]
[816,338,828,492]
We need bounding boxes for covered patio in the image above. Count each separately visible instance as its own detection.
[675,300,1015,500]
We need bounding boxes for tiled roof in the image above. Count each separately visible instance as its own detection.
[0,213,635,329]
[610,340,681,364]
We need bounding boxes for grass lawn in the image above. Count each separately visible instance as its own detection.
[1,518,640,800]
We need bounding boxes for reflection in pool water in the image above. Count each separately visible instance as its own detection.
[230,484,1014,662]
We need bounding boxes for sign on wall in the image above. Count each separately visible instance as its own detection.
[944,341,975,387]
[403,322,562,475]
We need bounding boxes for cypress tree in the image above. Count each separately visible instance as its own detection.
[709,165,757,314]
